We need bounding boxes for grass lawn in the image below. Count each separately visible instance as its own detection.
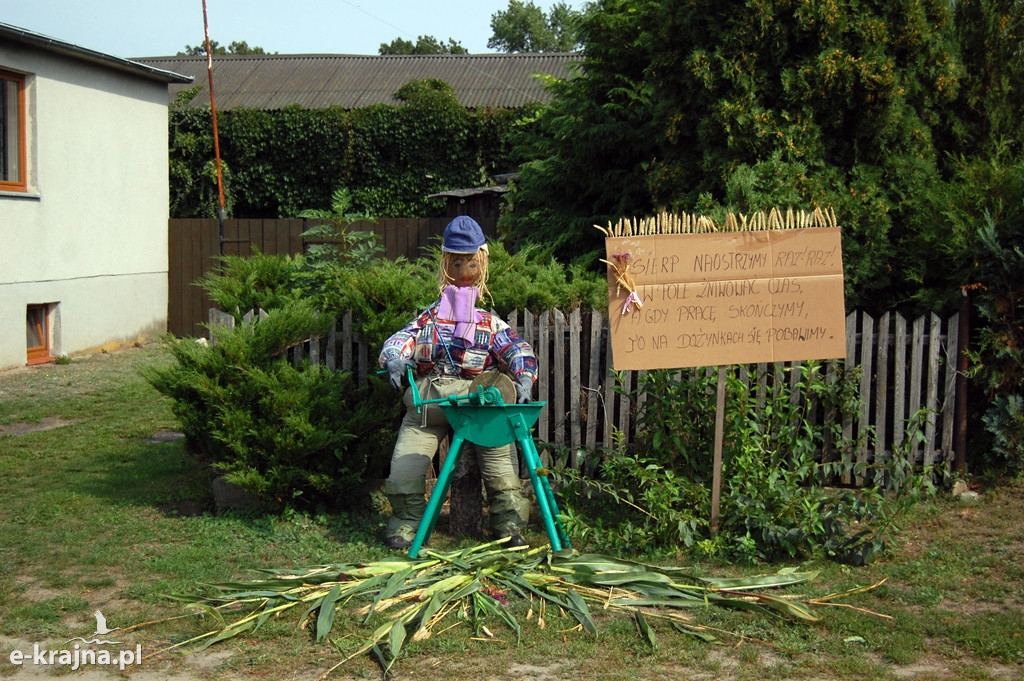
[0,343,1021,681]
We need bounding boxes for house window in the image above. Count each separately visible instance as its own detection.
[1,69,27,192]
[26,305,53,366]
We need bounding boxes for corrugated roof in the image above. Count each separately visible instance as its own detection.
[135,53,581,110]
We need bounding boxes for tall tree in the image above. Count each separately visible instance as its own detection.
[180,40,269,56]
[952,0,1024,152]
[379,36,468,55]
[488,0,583,52]
[502,0,964,312]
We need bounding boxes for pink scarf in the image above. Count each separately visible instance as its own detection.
[437,285,481,343]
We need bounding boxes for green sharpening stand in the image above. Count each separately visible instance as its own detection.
[405,368,570,559]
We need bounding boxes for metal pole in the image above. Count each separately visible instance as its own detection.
[202,0,227,254]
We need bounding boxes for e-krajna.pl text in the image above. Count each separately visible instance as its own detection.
[8,644,142,671]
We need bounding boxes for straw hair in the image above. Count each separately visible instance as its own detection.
[594,206,838,237]
[439,249,491,303]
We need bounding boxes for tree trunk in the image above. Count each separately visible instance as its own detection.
[448,444,483,537]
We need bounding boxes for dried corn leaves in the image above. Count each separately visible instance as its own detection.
[161,540,882,678]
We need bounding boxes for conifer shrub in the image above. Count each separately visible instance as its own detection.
[151,232,604,511]
[145,300,396,511]
[967,214,1024,475]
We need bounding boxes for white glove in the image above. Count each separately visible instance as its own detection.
[386,358,415,390]
[515,375,534,403]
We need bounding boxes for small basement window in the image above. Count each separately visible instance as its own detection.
[26,304,53,365]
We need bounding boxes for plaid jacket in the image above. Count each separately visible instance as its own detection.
[379,303,537,381]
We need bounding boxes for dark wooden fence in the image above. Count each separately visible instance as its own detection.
[210,306,962,479]
[168,217,497,337]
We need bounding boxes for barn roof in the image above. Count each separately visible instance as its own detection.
[134,53,581,110]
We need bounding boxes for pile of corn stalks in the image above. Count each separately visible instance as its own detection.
[159,540,883,678]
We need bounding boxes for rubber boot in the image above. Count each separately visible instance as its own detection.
[485,474,530,547]
[385,478,427,550]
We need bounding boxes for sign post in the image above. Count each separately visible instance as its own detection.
[711,365,726,533]
[600,208,847,534]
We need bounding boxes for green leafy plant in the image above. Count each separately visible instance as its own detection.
[472,241,607,316]
[716,362,853,563]
[297,187,381,269]
[499,0,973,315]
[981,395,1024,474]
[965,212,1024,475]
[816,409,938,565]
[168,87,237,220]
[626,367,719,480]
[902,147,1024,477]
[556,363,937,564]
[553,430,709,554]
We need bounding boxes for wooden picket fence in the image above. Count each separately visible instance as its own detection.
[209,307,960,484]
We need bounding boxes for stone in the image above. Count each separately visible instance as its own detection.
[212,476,263,513]
[951,479,980,502]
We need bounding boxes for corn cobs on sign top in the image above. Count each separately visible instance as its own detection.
[599,207,846,370]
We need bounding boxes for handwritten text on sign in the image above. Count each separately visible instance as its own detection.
[605,228,846,370]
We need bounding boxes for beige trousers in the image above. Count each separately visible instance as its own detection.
[385,374,528,538]
[387,375,519,489]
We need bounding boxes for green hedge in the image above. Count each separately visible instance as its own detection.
[197,242,607,351]
[169,81,538,219]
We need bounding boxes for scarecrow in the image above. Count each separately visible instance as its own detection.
[379,216,538,550]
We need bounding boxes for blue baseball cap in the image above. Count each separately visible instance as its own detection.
[442,216,486,254]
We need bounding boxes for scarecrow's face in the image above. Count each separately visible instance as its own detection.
[446,253,482,288]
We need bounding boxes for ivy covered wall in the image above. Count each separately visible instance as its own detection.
[169,79,535,219]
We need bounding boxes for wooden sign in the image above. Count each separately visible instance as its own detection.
[605,227,845,369]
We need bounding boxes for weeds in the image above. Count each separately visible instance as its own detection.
[554,363,938,565]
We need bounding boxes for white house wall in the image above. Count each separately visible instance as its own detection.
[0,42,171,370]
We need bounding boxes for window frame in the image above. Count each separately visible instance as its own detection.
[0,68,28,193]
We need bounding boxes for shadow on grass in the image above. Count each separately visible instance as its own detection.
[65,428,395,564]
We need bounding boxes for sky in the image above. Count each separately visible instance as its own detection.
[1,0,585,60]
